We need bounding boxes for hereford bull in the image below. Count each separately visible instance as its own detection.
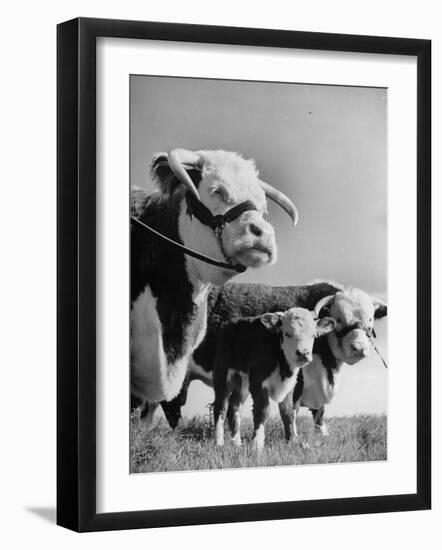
[131,149,298,425]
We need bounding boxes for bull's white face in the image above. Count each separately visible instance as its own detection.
[152,150,286,286]
[197,152,277,274]
[327,289,380,364]
[261,308,336,368]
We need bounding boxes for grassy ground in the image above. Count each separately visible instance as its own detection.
[130,411,387,473]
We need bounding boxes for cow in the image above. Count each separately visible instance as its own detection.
[131,149,298,426]
[213,308,336,450]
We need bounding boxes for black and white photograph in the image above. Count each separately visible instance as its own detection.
[0,0,434,543]
[129,75,388,473]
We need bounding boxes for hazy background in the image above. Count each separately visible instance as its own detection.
[130,75,388,418]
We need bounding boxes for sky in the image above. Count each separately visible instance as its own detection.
[130,75,388,417]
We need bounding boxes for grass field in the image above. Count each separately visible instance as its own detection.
[130,411,387,473]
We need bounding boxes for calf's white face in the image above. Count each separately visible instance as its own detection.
[325,289,387,365]
[260,308,336,368]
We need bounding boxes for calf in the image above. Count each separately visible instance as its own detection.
[282,288,388,438]
[213,308,336,450]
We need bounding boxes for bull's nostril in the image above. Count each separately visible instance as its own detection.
[249,223,263,237]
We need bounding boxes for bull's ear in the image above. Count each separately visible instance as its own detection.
[373,297,388,319]
[150,153,202,195]
[316,316,336,336]
[260,312,284,333]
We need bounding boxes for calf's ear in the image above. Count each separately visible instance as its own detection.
[372,297,388,319]
[260,312,284,332]
[316,316,336,336]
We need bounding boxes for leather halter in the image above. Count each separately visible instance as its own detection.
[131,193,258,273]
[334,322,387,368]
[334,321,374,340]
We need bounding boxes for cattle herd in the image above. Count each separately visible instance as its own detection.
[130,148,387,454]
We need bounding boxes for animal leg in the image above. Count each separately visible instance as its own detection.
[251,388,270,452]
[161,376,190,430]
[279,389,297,441]
[227,378,243,446]
[131,393,143,413]
[310,407,328,436]
[140,402,160,432]
[213,378,231,447]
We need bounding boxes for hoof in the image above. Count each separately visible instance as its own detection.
[175,417,187,430]
[231,435,242,447]
[315,425,329,437]
[251,439,264,453]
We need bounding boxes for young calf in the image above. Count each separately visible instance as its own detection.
[213,308,336,451]
[281,288,387,438]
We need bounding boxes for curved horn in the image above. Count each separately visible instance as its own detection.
[314,294,335,319]
[258,180,299,227]
[168,148,202,201]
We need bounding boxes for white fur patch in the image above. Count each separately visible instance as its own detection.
[317,424,329,436]
[131,286,192,403]
[231,411,242,447]
[252,424,265,451]
[198,150,267,212]
[300,356,342,409]
[262,367,299,403]
[214,416,225,446]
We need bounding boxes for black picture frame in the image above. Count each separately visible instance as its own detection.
[57,17,431,532]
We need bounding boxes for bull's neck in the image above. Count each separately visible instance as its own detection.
[131,193,214,364]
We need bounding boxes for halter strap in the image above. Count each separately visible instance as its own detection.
[186,193,258,232]
[334,321,374,340]
[334,322,388,369]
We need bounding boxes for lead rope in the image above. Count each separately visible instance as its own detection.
[369,336,388,369]
[131,216,247,273]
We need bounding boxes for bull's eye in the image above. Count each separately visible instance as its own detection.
[284,332,292,338]
[213,188,228,201]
